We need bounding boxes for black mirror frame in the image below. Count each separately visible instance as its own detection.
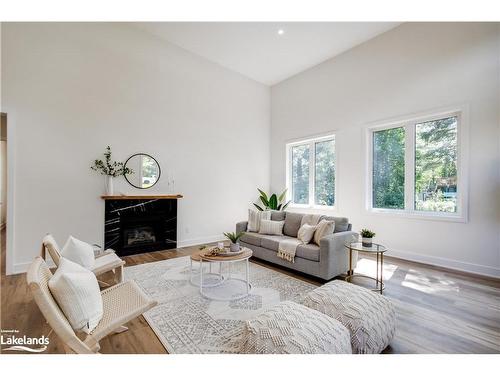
[124,153,162,189]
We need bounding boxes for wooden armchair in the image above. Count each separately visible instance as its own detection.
[27,256,157,354]
[41,234,125,285]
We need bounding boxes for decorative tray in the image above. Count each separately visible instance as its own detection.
[218,249,245,256]
[202,246,245,257]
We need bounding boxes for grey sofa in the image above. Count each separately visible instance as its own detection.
[236,211,358,281]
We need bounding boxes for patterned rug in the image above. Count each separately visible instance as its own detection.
[124,256,316,353]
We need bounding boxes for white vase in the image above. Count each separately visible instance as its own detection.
[105,175,114,195]
[362,237,372,247]
[230,242,240,252]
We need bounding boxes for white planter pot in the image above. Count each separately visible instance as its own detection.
[361,237,373,247]
[230,242,240,252]
[105,176,114,195]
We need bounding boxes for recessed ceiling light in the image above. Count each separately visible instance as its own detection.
[277,29,285,35]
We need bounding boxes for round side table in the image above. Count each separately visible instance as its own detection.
[344,242,387,294]
[189,251,225,287]
[198,247,252,301]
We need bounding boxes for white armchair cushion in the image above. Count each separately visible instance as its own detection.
[61,236,95,269]
[48,258,103,334]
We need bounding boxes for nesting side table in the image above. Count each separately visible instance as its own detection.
[344,242,387,294]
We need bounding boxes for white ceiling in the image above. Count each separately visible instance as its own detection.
[131,22,401,86]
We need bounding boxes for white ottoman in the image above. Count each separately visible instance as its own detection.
[303,280,396,354]
[240,301,352,354]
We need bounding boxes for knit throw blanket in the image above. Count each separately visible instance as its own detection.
[277,214,322,263]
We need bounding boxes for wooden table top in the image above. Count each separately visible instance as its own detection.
[192,247,252,262]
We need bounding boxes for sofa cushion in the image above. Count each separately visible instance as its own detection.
[296,243,320,262]
[322,216,350,233]
[283,212,304,237]
[260,236,320,262]
[241,232,264,247]
[271,210,286,221]
[260,235,288,251]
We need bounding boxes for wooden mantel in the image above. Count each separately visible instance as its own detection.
[101,194,183,200]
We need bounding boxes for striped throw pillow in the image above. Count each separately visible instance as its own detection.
[313,220,335,245]
[259,219,285,235]
[248,209,271,232]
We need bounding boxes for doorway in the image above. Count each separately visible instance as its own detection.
[1,113,7,275]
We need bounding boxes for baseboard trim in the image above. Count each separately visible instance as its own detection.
[11,237,499,279]
[177,234,226,249]
[12,258,56,275]
[10,236,225,275]
[386,249,500,279]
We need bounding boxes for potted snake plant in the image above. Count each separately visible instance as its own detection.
[223,232,245,252]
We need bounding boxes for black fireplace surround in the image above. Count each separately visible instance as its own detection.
[104,197,178,256]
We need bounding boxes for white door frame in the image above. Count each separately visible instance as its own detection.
[2,108,16,275]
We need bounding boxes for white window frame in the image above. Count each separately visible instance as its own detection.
[365,106,469,223]
[286,133,336,209]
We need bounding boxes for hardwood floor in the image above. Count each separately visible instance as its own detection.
[1,236,499,354]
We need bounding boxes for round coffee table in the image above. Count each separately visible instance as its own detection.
[344,242,387,294]
[189,251,225,287]
[198,247,252,301]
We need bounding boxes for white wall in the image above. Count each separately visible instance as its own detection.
[271,23,500,277]
[1,23,270,273]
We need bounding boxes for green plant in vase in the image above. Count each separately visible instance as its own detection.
[223,231,245,252]
[91,146,133,195]
[360,229,376,247]
[253,188,291,211]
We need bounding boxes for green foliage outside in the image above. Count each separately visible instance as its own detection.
[372,116,458,213]
[373,127,405,209]
[415,116,458,213]
[292,144,310,204]
[314,140,335,206]
[292,139,335,206]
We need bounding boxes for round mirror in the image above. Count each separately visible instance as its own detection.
[124,153,161,189]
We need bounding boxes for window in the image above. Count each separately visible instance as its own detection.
[372,127,405,209]
[415,117,458,213]
[368,111,465,220]
[287,135,335,207]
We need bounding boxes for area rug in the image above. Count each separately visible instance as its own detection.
[124,256,316,353]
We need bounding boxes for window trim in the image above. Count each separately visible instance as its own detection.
[365,106,469,223]
[286,133,337,209]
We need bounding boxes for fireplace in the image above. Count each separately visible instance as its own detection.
[124,226,156,247]
[102,195,182,256]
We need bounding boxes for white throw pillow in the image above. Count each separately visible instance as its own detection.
[61,236,95,269]
[297,223,317,244]
[48,257,103,334]
[313,220,336,246]
[247,209,271,233]
[259,219,285,235]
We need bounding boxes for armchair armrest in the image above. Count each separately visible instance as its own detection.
[95,248,116,259]
[236,221,248,234]
[319,231,359,279]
